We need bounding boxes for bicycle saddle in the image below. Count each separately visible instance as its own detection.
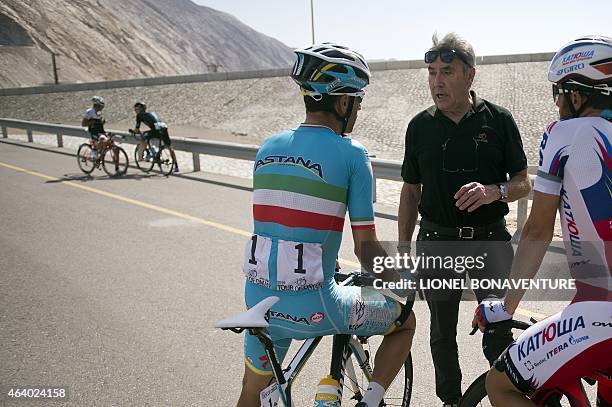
[215,296,279,330]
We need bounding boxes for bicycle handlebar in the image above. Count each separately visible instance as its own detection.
[334,270,378,287]
[470,319,532,335]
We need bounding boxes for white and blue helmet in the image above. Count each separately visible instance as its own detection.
[548,35,612,95]
[91,95,105,106]
[291,43,370,99]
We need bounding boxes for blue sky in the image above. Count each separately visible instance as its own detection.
[193,0,610,61]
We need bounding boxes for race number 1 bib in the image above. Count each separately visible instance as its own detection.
[242,235,272,288]
[276,239,324,291]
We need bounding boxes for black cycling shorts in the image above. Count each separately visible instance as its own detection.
[146,128,172,146]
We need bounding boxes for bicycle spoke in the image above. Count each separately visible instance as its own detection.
[77,143,96,174]
[341,338,412,407]
[102,146,128,177]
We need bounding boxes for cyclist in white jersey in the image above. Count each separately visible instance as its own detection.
[81,96,109,155]
[473,36,612,405]
[236,43,416,407]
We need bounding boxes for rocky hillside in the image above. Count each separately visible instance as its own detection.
[0,0,294,87]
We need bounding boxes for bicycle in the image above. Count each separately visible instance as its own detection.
[216,270,414,407]
[77,132,128,177]
[460,319,611,406]
[129,129,175,176]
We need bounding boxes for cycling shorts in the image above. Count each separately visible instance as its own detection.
[243,280,402,375]
[145,128,171,146]
[89,132,108,142]
[495,301,612,396]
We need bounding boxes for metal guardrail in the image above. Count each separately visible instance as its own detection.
[0,118,533,231]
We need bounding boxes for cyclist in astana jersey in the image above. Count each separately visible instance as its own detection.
[474,36,612,406]
[236,43,416,407]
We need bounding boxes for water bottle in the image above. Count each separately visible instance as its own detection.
[314,375,340,406]
[149,145,157,159]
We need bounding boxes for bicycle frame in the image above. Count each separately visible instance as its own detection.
[249,273,376,407]
[91,133,119,164]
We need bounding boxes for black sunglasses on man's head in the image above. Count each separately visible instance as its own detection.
[425,48,470,66]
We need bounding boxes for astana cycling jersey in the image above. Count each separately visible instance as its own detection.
[498,115,612,395]
[242,124,399,375]
[244,123,375,291]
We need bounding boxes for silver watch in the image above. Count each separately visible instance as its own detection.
[497,183,508,200]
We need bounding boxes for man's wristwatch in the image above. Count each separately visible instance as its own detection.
[497,183,508,200]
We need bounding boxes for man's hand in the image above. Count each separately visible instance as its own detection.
[131,128,140,134]
[454,182,501,212]
[472,299,513,331]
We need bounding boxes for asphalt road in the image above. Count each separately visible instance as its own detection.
[0,139,573,406]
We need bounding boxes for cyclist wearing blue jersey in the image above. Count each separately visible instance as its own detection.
[474,36,612,406]
[237,43,416,407]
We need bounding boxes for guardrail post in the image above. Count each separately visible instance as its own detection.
[2,126,7,138]
[56,133,63,148]
[192,152,200,172]
[27,129,33,142]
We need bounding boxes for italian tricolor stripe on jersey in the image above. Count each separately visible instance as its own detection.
[253,174,347,232]
[255,174,348,202]
[350,217,375,230]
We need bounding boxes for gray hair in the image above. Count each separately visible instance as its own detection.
[431,32,476,70]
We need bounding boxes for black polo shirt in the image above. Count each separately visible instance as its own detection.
[401,91,527,227]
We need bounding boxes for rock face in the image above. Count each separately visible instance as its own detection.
[0,0,294,87]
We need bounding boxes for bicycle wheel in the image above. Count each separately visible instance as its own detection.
[157,145,175,175]
[343,339,413,406]
[460,372,489,406]
[134,143,154,172]
[77,143,96,174]
[102,146,128,177]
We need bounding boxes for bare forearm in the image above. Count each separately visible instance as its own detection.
[398,183,421,243]
[504,225,553,314]
[501,171,531,203]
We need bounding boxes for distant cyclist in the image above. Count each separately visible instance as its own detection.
[81,96,108,157]
[131,101,179,173]
[474,35,612,406]
[236,43,416,407]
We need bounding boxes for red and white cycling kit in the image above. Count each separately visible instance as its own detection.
[497,114,612,398]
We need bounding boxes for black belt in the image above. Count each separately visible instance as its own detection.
[420,219,506,239]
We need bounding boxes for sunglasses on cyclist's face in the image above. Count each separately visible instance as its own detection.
[425,49,469,66]
[552,84,567,103]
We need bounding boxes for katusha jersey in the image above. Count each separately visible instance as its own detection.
[243,124,375,291]
[534,115,611,300]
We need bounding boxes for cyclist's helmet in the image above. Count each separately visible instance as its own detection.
[91,96,105,106]
[291,43,370,100]
[134,101,147,109]
[548,35,612,96]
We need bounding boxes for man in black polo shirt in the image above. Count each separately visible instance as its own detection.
[398,32,531,406]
